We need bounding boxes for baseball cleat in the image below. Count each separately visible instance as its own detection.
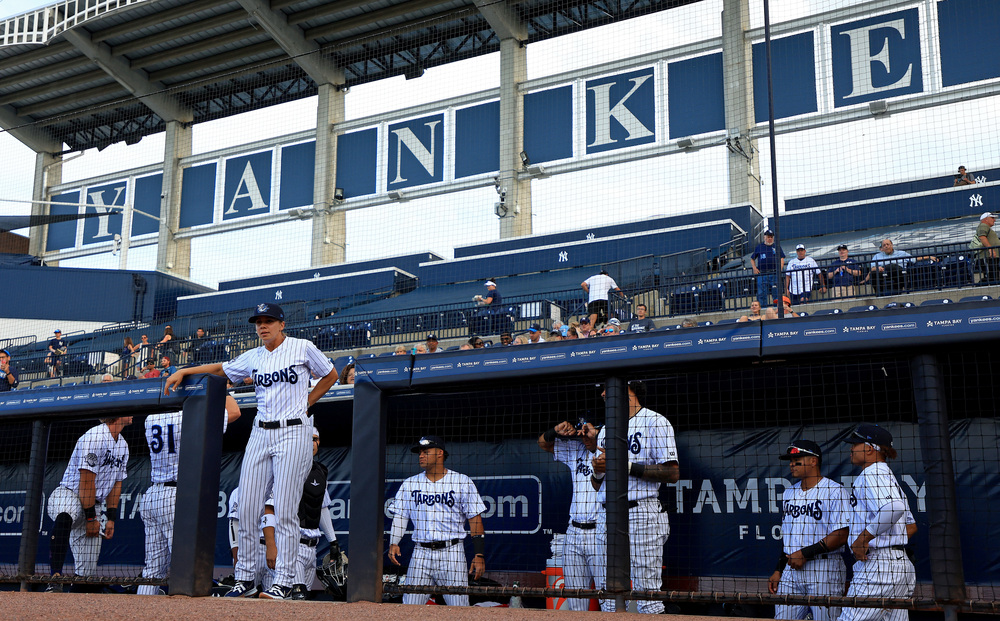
[223,579,258,597]
[258,584,292,600]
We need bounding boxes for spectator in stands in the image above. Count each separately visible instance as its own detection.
[194,327,208,341]
[972,212,999,284]
[954,166,976,186]
[627,303,656,333]
[578,317,594,338]
[142,361,159,379]
[785,244,826,304]
[751,230,786,307]
[737,300,763,322]
[426,334,443,354]
[158,355,176,378]
[101,374,114,383]
[394,345,407,355]
[548,330,562,341]
[415,343,428,354]
[157,326,177,362]
[828,244,862,299]
[552,320,564,334]
[869,239,937,294]
[472,280,502,335]
[138,334,153,365]
[602,319,622,336]
[468,336,485,349]
[0,349,18,392]
[339,363,355,385]
[527,324,546,344]
[499,332,513,346]
[773,296,798,319]
[460,343,474,350]
[763,307,779,320]
[47,329,66,378]
[680,317,697,328]
[121,337,140,378]
[581,269,621,328]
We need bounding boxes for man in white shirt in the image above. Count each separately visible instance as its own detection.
[526,323,546,344]
[581,269,621,328]
[785,244,826,304]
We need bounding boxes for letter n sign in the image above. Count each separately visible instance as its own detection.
[586,68,656,155]
[831,9,922,107]
[387,113,444,191]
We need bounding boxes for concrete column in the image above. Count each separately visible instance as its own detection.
[312,79,347,266]
[157,120,192,276]
[498,37,531,239]
[722,0,761,210]
[28,151,61,260]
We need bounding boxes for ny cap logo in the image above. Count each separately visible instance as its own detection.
[257,303,268,313]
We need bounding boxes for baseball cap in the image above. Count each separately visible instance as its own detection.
[795,243,806,250]
[608,318,621,326]
[837,244,848,250]
[779,440,822,460]
[528,323,542,332]
[774,295,792,307]
[500,332,512,340]
[579,316,591,325]
[248,302,284,323]
[560,325,569,336]
[549,330,561,337]
[844,423,893,449]
[484,280,496,287]
[312,426,320,439]
[763,229,774,236]
[411,435,449,457]
[54,329,61,334]
[981,212,997,221]
[426,333,438,341]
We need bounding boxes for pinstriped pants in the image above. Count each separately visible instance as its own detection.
[234,423,313,587]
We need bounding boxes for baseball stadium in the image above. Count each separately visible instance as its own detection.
[0,0,998,619]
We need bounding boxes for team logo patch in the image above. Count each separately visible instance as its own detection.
[257,303,268,313]
[85,453,98,467]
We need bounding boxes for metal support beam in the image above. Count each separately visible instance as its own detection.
[61,28,191,123]
[721,0,761,211]
[473,0,526,41]
[236,0,343,86]
[0,105,60,153]
[17,420,48,591]
[498,37,531,239]
[312,82,347,266]
[157,120,192,277]
[347,377,388,603]
[29,151,62,259]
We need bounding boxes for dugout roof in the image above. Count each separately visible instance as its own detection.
[0,0,701,153]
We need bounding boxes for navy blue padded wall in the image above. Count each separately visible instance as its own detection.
[218,252,442,291]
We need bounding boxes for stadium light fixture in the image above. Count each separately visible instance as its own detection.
[677,138,694,149]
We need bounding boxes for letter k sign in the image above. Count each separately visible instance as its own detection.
[586,68,656,154]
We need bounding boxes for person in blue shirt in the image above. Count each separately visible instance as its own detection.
[158,355,177,377]
[750,231,786,307]
[868,239,937,294]
[47,329,67,378]
[827,244,862,299]
[0,349,18,392]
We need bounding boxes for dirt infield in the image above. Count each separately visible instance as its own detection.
[5,593,765,621]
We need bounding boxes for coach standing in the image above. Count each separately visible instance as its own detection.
[164,303,338,600]
[838,424,916,621]
[768,440,850,621]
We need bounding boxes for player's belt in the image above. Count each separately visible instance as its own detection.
[871,545,908,553]
[257,418,303,429]
[300,537,320,547]
[162,481,177,487]
[419,538,461,550]
[602,500,640,509]
[571,521,597,530]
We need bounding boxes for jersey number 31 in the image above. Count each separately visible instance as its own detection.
[150,424,177,454]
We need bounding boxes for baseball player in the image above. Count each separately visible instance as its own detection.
[538,419,601,611]
[388,436,486,606]
[137,395,241,595]
[45,415,131,592]
[591,380,679,614]
[767,440,850,621]
[288,426,341,600]
[164,302,338,600]
[838,424,916,621]
[227,486,274,595]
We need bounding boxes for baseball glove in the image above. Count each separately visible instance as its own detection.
[318,542,348,598]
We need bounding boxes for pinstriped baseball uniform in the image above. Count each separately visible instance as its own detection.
[775,477,850,621]
[137,409,229,595]
[223,336,334,588]
[47,422,129,577]
[390,471,486,606]
[553,438,601,612]
[594,408,678,614]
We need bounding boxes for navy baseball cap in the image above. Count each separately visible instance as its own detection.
[528,323,542,332]
[837,244,848,250]
[411,435,449,457]
[845,423,893,449]
[579,316,591,325]
[426,333,438,341]
[249,303,284,323]
[779,440,822,460]
[763,230,774,236]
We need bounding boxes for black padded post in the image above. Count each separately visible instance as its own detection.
[17,419,48,591]
[169,374,226,596]
[604,376,630,612]
[347,377,388,603]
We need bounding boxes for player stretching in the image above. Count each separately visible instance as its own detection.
[838,424,916,621]
[591,380,680,614]
[538,419,601,611]
[388,436,486,606]
[45,415,131,592]
[137,395,240,594]
[164,303,338,600]
[768,440,850,621]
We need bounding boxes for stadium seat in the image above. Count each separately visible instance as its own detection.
[698,321,714,327]
[669,286,699,316]
[810,308,842,316]
[906,261,939,292]
[883,302,915,310]
[848,305,879,312]
[939,255,972,288]
[378,351,396,357]
[920,298,953,306]
[333,355,354,371]
[714,318,739,325]
[959,295,993,303]
[445,345,461,351]
[697,283,726,313]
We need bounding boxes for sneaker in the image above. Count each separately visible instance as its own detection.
[289,584,307,600]
[223,579,258,597]
[258,584,292,600]
[44,582,63,593]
